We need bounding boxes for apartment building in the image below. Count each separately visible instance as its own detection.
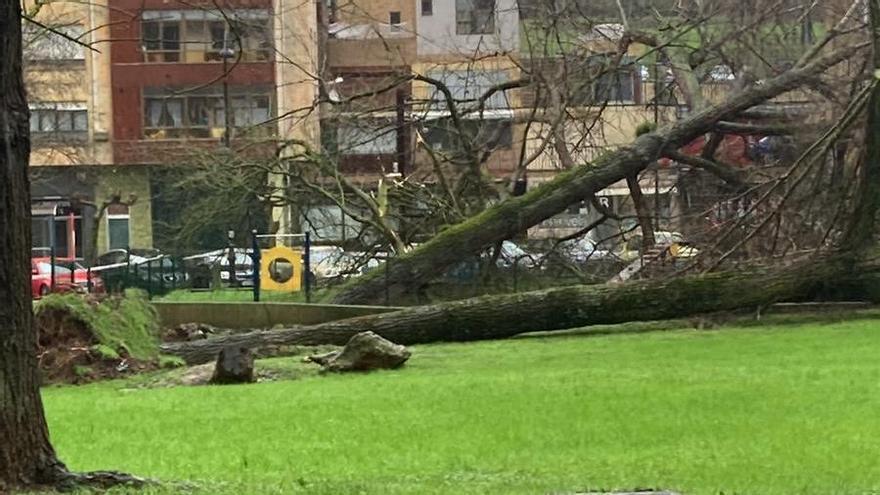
[26,0,844,253]
[25,0,119,259]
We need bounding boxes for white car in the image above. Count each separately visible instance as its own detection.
[309,246,350,279]
[495,241,541,269]
[557,238,614,264]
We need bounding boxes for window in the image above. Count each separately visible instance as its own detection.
[389,11,401,28]
[142,19,180,62]
[336,120,397,155]
[29,105,88,138]
[567,57,639,105]
[107,213,130,251]
[143,90,273,139]
[592,70,635,103]
[423,118,511,151]
[456,0,495,35]
[24,24,85,61]
[428,69,511,109]
[422,0,433,15]
[31,213,84,258]
[141,10,271,63]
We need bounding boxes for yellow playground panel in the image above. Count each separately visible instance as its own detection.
[259,246,303,292]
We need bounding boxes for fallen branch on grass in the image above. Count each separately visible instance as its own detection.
[163,252,879,365]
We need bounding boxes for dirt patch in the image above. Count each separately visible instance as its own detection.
[35,300,156,384]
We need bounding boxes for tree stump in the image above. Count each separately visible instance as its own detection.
[309,331,410,372]
[210,346,255,384]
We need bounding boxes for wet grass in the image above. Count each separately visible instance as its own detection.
[45,318,880,494]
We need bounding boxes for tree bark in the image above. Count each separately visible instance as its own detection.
[625,174,655,250]
[844,0,880,252]
[331,46,859,305]
[165,254,862,365]
[0,2,67,488]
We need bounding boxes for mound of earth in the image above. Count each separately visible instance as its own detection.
[34,293,159,384]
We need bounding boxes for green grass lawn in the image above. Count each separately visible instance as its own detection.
[156,288,307,303]
[44,319,880,494]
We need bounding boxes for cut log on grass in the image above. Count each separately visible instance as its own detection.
[164,254,875,365]
[329,46,862,305]
[210,346,255,384]
[306,332,411,372]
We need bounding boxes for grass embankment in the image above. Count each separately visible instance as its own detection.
[36,290,160,360]
[35,290,165,382]
[45,318,880,494]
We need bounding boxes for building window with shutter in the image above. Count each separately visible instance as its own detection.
[421,0,433,16]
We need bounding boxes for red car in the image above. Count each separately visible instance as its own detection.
[31,258,104,299]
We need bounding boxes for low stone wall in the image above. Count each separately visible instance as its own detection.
[153,301,400,329]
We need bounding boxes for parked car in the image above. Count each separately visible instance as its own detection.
[183,249,255,288]
[95,248,162,266]
[307,246,388,282]
[95,248,187,288]
[218,252,255,286]
[495,241,541,269]
[310,246,348,279]
[556,237,615,264]
[444,241,540,281]
[31,258,104,298]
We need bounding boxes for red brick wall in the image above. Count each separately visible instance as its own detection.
[109,0,275,163]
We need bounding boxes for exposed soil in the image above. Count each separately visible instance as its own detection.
[35,304,155,384]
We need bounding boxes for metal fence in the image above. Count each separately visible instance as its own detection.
[79,231,315,301]
[35,233,625,305]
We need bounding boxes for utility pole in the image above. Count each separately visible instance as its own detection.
[220,28,235,147]
[395,89,409,177]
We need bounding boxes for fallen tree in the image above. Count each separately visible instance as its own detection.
[164,252,879,365]
[330,44,864,305]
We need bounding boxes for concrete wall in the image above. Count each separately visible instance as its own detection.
[153,301,400,328]
[416,0,519,58]
[327,37,416,67]
[335,0,416,30]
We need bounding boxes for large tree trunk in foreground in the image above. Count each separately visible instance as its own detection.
[331,47,859,305]
[165,255,864,365]
[0,2,66,488]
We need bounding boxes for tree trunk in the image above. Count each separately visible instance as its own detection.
[626,173,655,250]
[844,0,880,252]
[0,2,66,488]
[165,254,861,365]
[331,47,857,305]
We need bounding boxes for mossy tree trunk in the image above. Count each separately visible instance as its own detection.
[0,2,67,488]
[331,47,857,305]
[164,255,860,365]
